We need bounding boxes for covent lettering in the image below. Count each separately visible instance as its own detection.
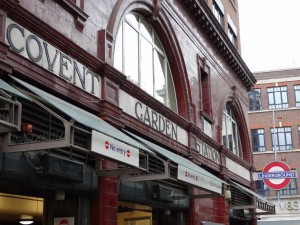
[135,101,177,140]
[196,139,220,164]
[6,21,100,96]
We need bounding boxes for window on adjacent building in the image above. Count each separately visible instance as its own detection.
[228,25,237,48]
[114,13,178,113]
[222,103,243,157]
[227,14,238,48]
[267,86,288,109]
[248,89,262,111]
[271,127,293,151]
[277,171,298,195]
[213,0,224,28]
[256,180,269,197]
[251,129,265,152]
[294,85,300,107]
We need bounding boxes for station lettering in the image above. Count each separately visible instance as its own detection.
[196,139,220,164]
[6,21,100,96]
[135,101,177,140]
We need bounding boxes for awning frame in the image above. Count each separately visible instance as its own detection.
[1,78,170,179]
[2,77,224,194]
[0,89,22,133]
[229,180,276,215]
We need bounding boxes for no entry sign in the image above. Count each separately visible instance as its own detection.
[257,161,297,190]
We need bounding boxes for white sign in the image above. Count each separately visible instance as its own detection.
[54,217,74,225]
[177,165,222,194]
[91,131,139,168]
[203,119,212,138]
[6,18,101,97]
[119,90,188,146]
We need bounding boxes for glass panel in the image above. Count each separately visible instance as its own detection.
[232,122,237,154]
[278,132,285,145]
[166,66,177,113]
[268,92,274,105]
[282,92,288,103]
[226,117,233,151]
[154,50,166,104]
[124,23,139,85]
[114,23,123,72]
[274,91,281,104]
[140,37,153,96]
[286,133,292,145]
[295,90,300,101]
[255,95,261,108]
[222,114,227,147]
[140,17,152,41]
[259,135,265,146]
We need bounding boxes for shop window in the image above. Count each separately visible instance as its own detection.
[277,170,298,195]
[251,129,265,152]
[114,13,178,113]
[255,180,269,197]
[267,86,288,109]
[271,127,293,151]
[294,85,300,107]
[248,89,262,111]
[213,0,224,28]
[222,103,243,158]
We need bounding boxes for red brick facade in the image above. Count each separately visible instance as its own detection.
[250,68,300,222]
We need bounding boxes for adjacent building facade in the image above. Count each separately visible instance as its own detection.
[0,0,274,225]
[249,68,300,224]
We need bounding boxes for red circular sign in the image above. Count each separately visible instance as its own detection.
[59,219,69,225]
[263,161,291,190]
[105,141,109,150]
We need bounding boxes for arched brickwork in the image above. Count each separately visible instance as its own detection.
[219,90,252,163]
[106,0,192,120]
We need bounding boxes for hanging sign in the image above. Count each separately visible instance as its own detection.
[255,161,297,190]
[91,130,140,168]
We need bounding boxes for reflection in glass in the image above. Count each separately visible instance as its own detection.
[140,17,152,41]
[167,66,177,110]
[114,23,123,72]
[126,14,139,29]
[140,38,153,96]
[154,50,165,104]
[124,23,139,85]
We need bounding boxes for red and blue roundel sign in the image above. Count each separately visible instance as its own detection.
[258,161,297,190]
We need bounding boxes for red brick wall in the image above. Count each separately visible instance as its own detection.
[250,71,300,198]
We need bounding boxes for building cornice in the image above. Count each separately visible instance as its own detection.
[184,0,256,90]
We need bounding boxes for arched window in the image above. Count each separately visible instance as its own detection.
[114,13,178,113]
[222,103,243,157]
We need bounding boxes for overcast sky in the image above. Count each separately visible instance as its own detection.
[239,0,300,72]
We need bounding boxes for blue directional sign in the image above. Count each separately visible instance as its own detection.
[258,171,297,180]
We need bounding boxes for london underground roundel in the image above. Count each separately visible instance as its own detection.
[260,161,295,190]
